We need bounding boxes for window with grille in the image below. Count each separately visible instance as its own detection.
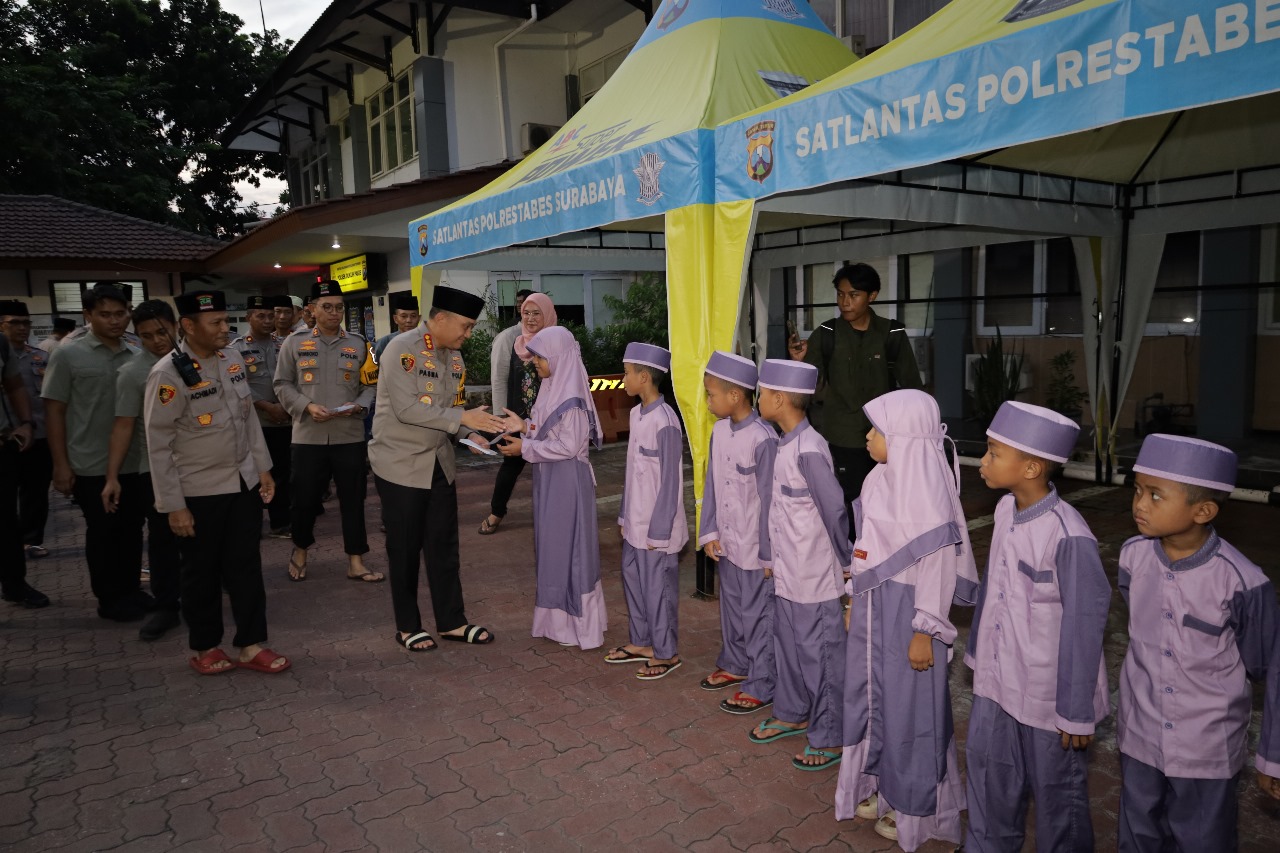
[368,72,416,177]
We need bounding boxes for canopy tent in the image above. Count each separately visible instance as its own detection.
[407,0,854,519]
[715,0,1280,474]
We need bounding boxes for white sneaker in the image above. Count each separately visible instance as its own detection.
[874,811,898,841]
[855,793,879,819]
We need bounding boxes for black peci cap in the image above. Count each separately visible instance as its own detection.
[175,290,227,316]
[311,280,343,299]
[430,286,484,320]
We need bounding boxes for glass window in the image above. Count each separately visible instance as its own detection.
[900,252,934,332]
[981,241,1036,330]
[367,72,416,178]
[298,143,329,206]
[801,263,831,332]
[1149,232,1200,326]
[590,277,625,327]
[1044,238,1083,334]
[50,281,146,315]
[541,274,585,325]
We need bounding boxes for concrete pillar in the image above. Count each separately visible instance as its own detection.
[413,56,450,178]
[1197,227,1258,441]
[325,125,343,199]
[348,105,371,193]
[932,247,973,423]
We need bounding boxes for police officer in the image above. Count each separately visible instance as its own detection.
[274,295,303,340]
[0,299,53,559]
[370,285,508,651]
[274,280,382,583]
[374,292,421,360]
[144,290,289,675]
[0,306,47,609]
[230,295,292,538]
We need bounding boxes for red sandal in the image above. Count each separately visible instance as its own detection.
[189,648,234,675]
[237,648,291,674]
[720,690,772,715]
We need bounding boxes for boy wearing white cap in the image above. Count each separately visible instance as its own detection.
[747,359,851,773]
[698,351,778,714]
[964,401,1111,852]
[606,342,688,680]
[1118,434,1280,851]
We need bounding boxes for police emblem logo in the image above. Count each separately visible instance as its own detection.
[227,363,242,374]
[303,372,314,382]
[424,381,434,392]
[197,295,213,309]
[196,413,213,426]
[634,152,665,207]
[158,384,177,405]
[761,0,802,19]
[419,394,433,406]
[746,120,776,183]
[417,223,430,258]
[400,353,415,372]
[343,372,351,382]
[656,0,689,29]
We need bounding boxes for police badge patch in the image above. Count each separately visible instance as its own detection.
[634,152,665,207]
[401,353,415,372]
[657,0,689,29]
[158,385,177,405]
[417,223,429,258]
[746,120,776,184]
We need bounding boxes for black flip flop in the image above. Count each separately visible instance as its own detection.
[603,645,651,664]
[440,625,494,644]
[396,631,436,651]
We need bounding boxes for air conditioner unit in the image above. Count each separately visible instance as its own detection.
[520,122,562,155]
[964,354,1033,393]
[842,34,867,57]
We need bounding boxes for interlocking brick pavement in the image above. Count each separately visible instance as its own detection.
[3,442,1280,851]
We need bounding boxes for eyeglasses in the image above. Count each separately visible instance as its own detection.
[521,310,543,319]
[315,303,344,314]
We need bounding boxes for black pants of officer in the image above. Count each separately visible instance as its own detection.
[290,442,368,554]
[262,426,292,530]
[488,452,527,518]
[179,484,267,651]
[0,440,28,595]
[137,474,181,612]
[18,437,51,546]
[375,464,467,635]
[71,473,146,609]
[828,444,876,538]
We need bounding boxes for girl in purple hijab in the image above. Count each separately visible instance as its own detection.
[498,326,606,649]
[835,389,978,850]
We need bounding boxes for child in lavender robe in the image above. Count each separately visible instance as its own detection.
[604,342,688,680]
[697,351,778,714]
[964,401,1111,853]
[836,389,977,850]
[498,326,606,649]
[1117,434,1280,851]
[747,359,851,772]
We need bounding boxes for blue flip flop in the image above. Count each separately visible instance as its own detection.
[748,717,809,744]
[792,745,842,771]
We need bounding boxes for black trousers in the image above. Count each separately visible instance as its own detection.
[18,438,52,546]
[262,426,292,529]
[290,442,368,554]
[137,474,182,611]
[71,473,145,606]
[489,452,527,518]
[0,440,27,593]
[376,466,467,635]
[828,444,876,539]
[179,485,268,651]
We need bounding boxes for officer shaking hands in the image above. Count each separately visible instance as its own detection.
[144,290,288,676]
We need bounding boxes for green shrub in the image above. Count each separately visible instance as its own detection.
[461,324,494,385]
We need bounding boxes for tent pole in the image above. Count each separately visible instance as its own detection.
[1093,292,1104,483]
[1108,186,1136,483]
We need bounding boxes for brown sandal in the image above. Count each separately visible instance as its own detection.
[287,555,306,582]
[478,515,502,535]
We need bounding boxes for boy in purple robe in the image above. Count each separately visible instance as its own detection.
[498,326,607,649]
[1118,434,1280,851]
[605,342,688,680]
[964,401,1111,852]
[747,359,851,771]
[837,390,978,849]
[697,351,778,714]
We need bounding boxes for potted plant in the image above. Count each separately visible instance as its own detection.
[969,329,1024,427]
[1045,350,1087,420]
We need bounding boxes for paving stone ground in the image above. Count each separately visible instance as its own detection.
[2,442,1280,852]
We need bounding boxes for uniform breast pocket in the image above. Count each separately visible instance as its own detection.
[637,445,660,458]
[72,368,108,390]
[779,484,810,499]
[297,361,319,384]
[1017,560,1061,604]
[1181,612,1233,674]
[188,406,227,430]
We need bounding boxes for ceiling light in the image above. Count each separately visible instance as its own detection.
[331,237,341,250]
[1181,316,1194,323]
[273,262,282,269]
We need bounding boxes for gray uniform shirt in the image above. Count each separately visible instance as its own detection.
[229,333,283,427]
[41,333,140,476]
[273,327,375,445]
[114,349,158,475]
[144,341,271,513]
[368,328,472,490]
[489,324,521,414]
[15,345,48,439]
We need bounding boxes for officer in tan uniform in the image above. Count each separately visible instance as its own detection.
[144,290,289,676]
[274,280,382,583]
[230,294,292,538]
[370,285,508,651]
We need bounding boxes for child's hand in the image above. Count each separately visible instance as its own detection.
[908,632,934,671]
[498,436,523,457]
[1058,730,1093,750]
[844,604,851,631]
[704,540,722,562]
[1259,772,1280,800]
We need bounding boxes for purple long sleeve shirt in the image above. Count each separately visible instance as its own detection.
[618,396,688,554]
[764,419,852,605]
[965,487,1111,736]
[1118,530,1280,779]
[697,413,777,570]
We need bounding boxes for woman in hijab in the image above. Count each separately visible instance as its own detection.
[479,292,555,534]
[497,326,606,649]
